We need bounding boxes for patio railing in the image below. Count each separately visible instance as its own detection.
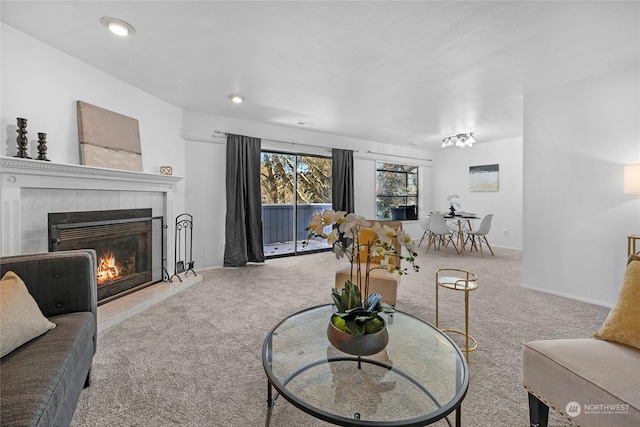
[262,203,332,244]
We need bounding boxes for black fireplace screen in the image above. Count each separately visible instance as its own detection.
[48,209,164,304]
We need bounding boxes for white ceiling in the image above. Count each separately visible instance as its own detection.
[1,1,638,150]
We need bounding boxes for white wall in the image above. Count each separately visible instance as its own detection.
[430,137,524,250]
[523,65,640,307]
[0,24,186,195]
[184,137,227,268]
[182,110,432,269]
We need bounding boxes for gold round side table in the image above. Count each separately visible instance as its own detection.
[436,268,478,363]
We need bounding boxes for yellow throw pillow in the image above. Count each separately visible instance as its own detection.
[0,271,56,358]
[593,260,640,350]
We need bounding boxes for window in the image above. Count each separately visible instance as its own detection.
[376,162,418,220]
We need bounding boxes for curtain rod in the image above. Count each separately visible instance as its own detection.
[213,130,330,150]
[213,131,431,162]
[364,150,432,162]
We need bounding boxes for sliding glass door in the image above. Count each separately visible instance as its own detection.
[260,152,332,257]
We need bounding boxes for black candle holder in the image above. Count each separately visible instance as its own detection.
[36,133,50,161]
[15,118,31,159]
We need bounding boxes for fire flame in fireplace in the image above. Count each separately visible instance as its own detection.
[97,252,122,284]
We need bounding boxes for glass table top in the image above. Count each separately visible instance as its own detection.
[262,304,469,426]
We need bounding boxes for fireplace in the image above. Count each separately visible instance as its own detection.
[48,209,163,304]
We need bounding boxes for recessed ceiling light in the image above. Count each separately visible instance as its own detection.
[228,94,244,103]
[100,17,136,37]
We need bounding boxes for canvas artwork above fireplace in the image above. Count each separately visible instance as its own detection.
[48,208,164,304]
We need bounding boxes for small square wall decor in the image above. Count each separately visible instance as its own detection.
[469,164,499,192]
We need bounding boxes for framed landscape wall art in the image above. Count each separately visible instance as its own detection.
[469,164,499,192]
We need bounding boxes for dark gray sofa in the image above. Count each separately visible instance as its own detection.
[1,250,97,427]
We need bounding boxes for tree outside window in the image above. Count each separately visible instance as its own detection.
[260,153,331,204]
[376,162,418,220]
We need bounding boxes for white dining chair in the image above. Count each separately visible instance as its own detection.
[426,213,459,256]
[466,214,495,257]
[418,215,431,247]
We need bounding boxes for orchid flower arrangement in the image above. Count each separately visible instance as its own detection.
[447,194,461,216]
[304,210,419,335]
[447,194,461,208]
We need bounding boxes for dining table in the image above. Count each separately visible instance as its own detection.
[442,214,482,256]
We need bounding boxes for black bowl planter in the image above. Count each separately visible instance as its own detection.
[327,315,389,356]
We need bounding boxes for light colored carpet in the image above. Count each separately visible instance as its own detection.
[72,246,610,426]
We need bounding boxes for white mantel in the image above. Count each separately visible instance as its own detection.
[0,156,182,189]
[1,156,183,257]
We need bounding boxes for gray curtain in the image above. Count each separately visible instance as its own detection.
[331,148,354,213]
[223,134,265,267]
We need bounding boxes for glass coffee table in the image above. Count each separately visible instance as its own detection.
[262,305,469,426]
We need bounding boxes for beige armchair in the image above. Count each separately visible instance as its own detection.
[522,255,640,426]
[334,220,403,306]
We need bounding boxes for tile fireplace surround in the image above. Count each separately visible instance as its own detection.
[0,157,183,260]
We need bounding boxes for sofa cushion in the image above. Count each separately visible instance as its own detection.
[0,312,96,427]
[1,271,56,358]
[593,259,640,350]
[523,339,640,427]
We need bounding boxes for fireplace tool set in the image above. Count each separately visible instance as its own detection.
[171,213,196,282]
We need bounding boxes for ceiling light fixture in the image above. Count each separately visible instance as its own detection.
[442,132,476,148]
[100,17,136,37]
[228,95,244,103]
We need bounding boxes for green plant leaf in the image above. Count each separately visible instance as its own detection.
[331,288,344,309]
[344,318,366,336]
[354,314,373,323]
[341,289,351,310]
[378,301,396,313]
